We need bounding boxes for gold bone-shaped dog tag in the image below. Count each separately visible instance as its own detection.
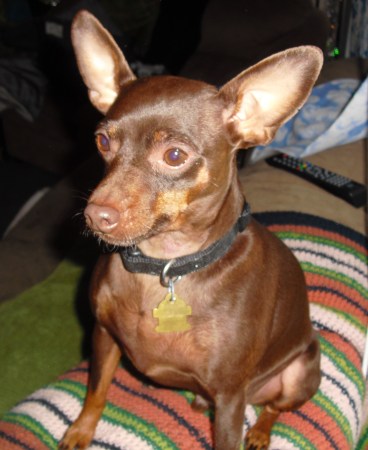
[153,293,192,333]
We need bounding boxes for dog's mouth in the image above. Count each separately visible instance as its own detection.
[86,214,171,249]
[88,228,152,248]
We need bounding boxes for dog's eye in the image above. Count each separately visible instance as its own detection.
[96,133,110,153]
[164,148,188,167]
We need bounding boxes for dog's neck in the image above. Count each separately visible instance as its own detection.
[120,200,251,279]
[139,183,245,260]
[139,231,207,260]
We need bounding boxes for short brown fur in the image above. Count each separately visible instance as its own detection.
[60,10,323,450]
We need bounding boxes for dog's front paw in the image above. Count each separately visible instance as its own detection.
[59,422,95,450]
[245,428,270,450]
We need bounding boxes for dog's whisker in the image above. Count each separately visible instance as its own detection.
[71,189,90,202]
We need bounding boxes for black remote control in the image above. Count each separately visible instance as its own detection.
[266,153,367,208]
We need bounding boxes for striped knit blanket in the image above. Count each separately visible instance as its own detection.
[0,212,367,449]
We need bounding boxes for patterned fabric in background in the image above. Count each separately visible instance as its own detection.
[347,0,368,58]
[251,77,368,162]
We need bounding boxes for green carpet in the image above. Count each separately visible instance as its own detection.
[0,242,96,416]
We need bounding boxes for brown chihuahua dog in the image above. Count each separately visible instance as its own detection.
[60,10,323,450]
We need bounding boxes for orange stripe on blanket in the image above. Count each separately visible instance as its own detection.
[268,224,366,253]
[0,422,49,450]
[305,273,367,318]
[320,330,362,372]
[61,365,213,449]
[308,287,367,325]
[60,363,88,382]
[280,401,349,450]
[0,437,26,450]
[106,382,211,449]
[111,370,212,449]
[112,367,213,448]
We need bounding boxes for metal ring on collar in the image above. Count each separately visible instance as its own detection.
[160,259,180,287]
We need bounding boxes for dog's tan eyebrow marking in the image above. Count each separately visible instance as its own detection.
[106,123,121,137]
[95,120,120,138]
[149,130,182,148]
[152,130,169,142]
[149,129,198,154]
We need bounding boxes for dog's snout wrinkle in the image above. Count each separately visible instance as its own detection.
[85,203,119,233]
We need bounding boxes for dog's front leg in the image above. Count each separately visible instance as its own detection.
[214,391,246,450]
[59,324,122,450]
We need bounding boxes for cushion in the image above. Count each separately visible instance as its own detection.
[0,212,367,449]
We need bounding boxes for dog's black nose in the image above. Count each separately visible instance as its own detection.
[85,203,119,234]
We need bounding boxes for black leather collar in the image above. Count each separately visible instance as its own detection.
[118,202,251,279]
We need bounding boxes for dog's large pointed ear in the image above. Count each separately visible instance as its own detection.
[71,10,136,114]
[219,46,323,148]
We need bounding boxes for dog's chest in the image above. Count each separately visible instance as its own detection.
[121,306,213,389]
[100,276,215,383]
